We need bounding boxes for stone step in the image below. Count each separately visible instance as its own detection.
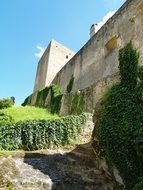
[66,151,96,168]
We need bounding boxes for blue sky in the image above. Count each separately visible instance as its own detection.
[0,0,125,104]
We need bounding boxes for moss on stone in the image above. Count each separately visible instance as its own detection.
[67,75,74,93]
[68,92,85,115]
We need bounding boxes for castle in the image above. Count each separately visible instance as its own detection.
[25,0,143,114]
[34,40,75,92]
[34,0,143,93]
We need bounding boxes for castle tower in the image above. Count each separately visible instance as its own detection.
[34,40,75,92]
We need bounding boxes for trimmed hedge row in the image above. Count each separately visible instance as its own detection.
[0,114,86,151]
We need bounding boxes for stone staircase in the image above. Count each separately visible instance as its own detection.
[0,143,115,190]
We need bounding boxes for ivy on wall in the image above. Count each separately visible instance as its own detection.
[22,95,32,106]
[66,74,74,93]
[22,77,86,115]
[97,42,143,189]
[22,84,63,114]
[68,92,85,115]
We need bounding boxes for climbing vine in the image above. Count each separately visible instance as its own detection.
[97,42,143,189]
[0,113,86,151]
[22,84,63,114]
[67,74,74,93]
[68,92,85,115]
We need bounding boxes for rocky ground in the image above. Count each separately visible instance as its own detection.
[0,143,114,190]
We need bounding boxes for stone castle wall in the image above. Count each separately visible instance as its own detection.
[52,0,143,93]
[59,73,120,116]
[28,0,143,115]
[34,44,50,92]
[34,40,75,92]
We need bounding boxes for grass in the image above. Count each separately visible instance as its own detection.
[0,106,59,122]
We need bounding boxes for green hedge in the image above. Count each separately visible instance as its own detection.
[0,113,86,151]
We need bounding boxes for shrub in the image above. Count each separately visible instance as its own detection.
[0,113,87,151]
[0,98,14,109]
[0,112,14,125]
[10,96,15,104]
[97,42,143,189]
[0,123,21,150]
[133,178,143,190]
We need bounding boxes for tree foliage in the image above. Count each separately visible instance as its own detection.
[0,98,14,109]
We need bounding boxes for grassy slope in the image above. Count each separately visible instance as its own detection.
[0,106,59,122]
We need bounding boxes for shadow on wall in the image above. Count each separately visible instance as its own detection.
[24,143,114,190]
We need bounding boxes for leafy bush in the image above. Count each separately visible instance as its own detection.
[133,178,143,190]
[97,42,143,189]
[0,124,21,150]
[0,98,14,109]
[0,113,86,151]
[0,112,14,125]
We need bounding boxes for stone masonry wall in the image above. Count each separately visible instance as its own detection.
[52,0,143,93]
[59,73,120,116]
[34,40,75,92]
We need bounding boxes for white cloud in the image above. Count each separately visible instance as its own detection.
[35,45,45,58]
[96,10,117,31]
